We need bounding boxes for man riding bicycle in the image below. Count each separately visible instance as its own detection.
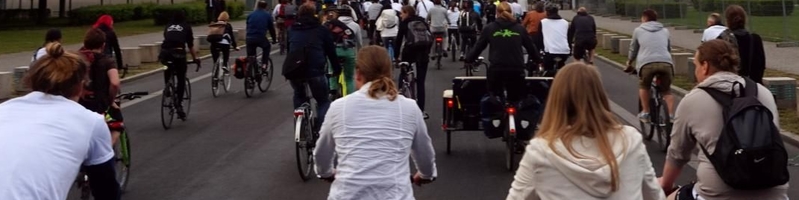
[624,9,675,123]
[567,7,597,64]
[458,0,481,60]
[248,1,278,69]
[427,0,450,58]
[160,11,200,119]
[274,0,297,54]
[324,7,362,96]
[79,28,123,145]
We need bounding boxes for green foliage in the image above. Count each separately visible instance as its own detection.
[152,1,245,25]
[227,1,246,19]
[691,0,794,16]
[0,9,51,23]
[68,3,157,25]
[614,0,688,19]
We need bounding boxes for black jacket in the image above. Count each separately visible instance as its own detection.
[98,25,123,69]
[466,18,541,72]
[287,16,341,77]
[731,29,766,84]
[394,15,428,59]
[458,10,483,34]
[567,11,596,43]
[222,22,238,47]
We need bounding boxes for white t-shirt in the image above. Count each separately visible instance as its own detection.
[447,9,460,28]
[415,0,434,19]
[31,47,47,62]
[511,2,523,17]
[391,2,402,12]
[0,92,114,200]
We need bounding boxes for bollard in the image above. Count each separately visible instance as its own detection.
[197,35,211,50]
[763,77,797,110]
[139,44,159,63]
[610,36,626,53]
[13,66,30,93]
[121,47,142,67]
[671,53,693,76]
[619,39,632,56]
[0,71,13,99]
[602,34,618,50]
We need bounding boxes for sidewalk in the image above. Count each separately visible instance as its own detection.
[559,10,799,75]
[0,21,247,73]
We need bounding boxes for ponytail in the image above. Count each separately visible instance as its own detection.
[356,46,398,101]
[368,76,398,101]
[497,2,515,22]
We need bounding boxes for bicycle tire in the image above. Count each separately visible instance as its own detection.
[183,79,191,120]
[295,115,314,181]
[212,61,222,98]
[505,133,516,172]
[258,58,274,92]
[407,75,417,100]
[115,131,131,192]
[223,63,232,93]
[450,43,457,62]
[161,85,174,130]
[656,99,671,152]
[244,63,255,98]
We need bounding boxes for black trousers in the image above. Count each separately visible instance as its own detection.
[543,53,570,72]
[368,20,377,44]
[211,43,231,67]
[460,33,477,55]
[401,46,431,111]
[487,70,525,103]
[165,59,188,106]
[206,7,215,22]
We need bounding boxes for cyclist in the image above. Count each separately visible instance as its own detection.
[287,3,341,132]
[445,1,459,54]
[0,43,120,200]
[366,0,383,45]
[314,46,436,198]
[522,2,545,52]
[538,5,570,73]
[211,11,239,72]
[324,7,362,96]
[624,9,675,123]
[567,7,597,64]
[93,15,123,71]
[458,0,481,60]
[701,13,725,42]
[483,0,496,24]
[395,5,432,118]
[160,10,200,120]
[509,0,521,21]
[427,0,449,57]
[247,1,278,70]
[464,2,541,105]
[376,3,399,60]
[31,28,61,62]
[274,0,297,54]
[79,28,122,145]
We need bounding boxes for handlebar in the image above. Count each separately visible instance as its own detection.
[116,92,149,101]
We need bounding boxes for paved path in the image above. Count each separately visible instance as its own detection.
[0,21,247,72]
[559,10,799,75]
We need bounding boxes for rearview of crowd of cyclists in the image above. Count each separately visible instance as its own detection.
[0,0,791,199]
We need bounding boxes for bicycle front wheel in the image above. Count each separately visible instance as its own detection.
[183,79,192,120]
[258,58,274,92]
[160,86,174,129]
[656,99,671,152]
[212,62,222,98]
[295,115,314,181]
[115,131,131,192]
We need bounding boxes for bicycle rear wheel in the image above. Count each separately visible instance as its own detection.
[183,79,192,120]
[258,58,274,92]
[115,131,131,192]
[161,85,175,129]
[212,62,222,98]
[656,99,671,152]
[244,64,255,98]
[295,114,314,181]
[450,43,457,62]
[505,132,516,172]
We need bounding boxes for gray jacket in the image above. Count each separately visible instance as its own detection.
[628,21,673,71]
[427,5,449,33]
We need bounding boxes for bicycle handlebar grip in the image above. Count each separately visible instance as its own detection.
[132,92,149,96]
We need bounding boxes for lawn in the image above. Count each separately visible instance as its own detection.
[658,7,799,42]
[0,19,165,54]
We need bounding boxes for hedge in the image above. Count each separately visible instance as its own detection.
[614,1,688,19]
[152,1,245,25]
[691,0,794,16]
[68,3,156,25]
[0,9,51,22]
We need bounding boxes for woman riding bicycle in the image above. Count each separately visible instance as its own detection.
[395,5,432,118]
[464,2,541,104]
[210,11,239,72]
[445,1,459,54]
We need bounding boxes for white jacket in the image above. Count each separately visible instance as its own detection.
[376,10,400,38]
[507,126,665,200]
[702,25,727,42]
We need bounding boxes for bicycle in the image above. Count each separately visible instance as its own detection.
[628,69,672,152]
[329,57,346,101]
[488,90,522,171]
[464,56,486,76]
[530,54,561,77]
[243,54,274,98]
[448,33,458,62]
[294,82,318,181]
[211,47,235,98]
[69,91,147,200]
[160,60,200,130]
[398,61,417,100]
[119,64,129,78]
[431,33,446,70]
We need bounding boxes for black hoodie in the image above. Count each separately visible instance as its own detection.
[288,16,341,77]
[567,11,596,43]
[465,18,541,72]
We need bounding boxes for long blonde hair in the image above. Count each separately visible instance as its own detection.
[497,2,515,22]
[536,63,623,191]
[356,46,398,101]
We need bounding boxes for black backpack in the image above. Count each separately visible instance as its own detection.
[282,29,319,80]
[697,78,789,190]
[458,11,478,33]
[404,20,433,48]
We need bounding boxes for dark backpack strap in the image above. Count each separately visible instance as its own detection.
[699,86,735,107]
[743,77,759,98]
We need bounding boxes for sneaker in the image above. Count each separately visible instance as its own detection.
[638,112,650,123]
[222,66,230,73]
[176,105,187,120]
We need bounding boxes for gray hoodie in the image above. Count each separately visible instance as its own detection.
[338,16,364,50]
[628,21,673,72]
[668,72,788,199]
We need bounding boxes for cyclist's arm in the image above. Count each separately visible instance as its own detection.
[84,117,120,200]
[506,145,541,200]
[627,30,640,63]
[661,93,701,191]
[521,30,542,64]
[267,15,277,43]
[107,67,120,101]
[184,24,199,60]
[394,20,406,60]
[410,108,436,180]
[464,26,489,63]
[314,101,340,178]
[322,28,342,74]
[567,18,575,44]
[272,4,281,19]
[475,12,483,31]
[227,23,238,48]
[109,32,124,69]
[376,15,385,32]
[635,137,665,200]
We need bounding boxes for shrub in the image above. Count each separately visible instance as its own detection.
[0,9,51,24]
[151,1,207,26]
[691,0,794,16]
[614,1,688,19]
[226,1,246,19]
[68,3,156,25]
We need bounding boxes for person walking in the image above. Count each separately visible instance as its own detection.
[723,5,766,84]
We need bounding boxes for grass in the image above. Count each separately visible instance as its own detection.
[0,19,165,54]
[656,7,799,42]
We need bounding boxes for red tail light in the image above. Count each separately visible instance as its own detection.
[294,110,304,117]
[507,107,516,115]
[447,99,454,108]
[435,37,443,42]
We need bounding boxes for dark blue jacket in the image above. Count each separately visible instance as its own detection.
[246,9,277,42]
[287,16,341,78]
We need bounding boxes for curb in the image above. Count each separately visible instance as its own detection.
[120,45,245,84]
[594,54,799,147]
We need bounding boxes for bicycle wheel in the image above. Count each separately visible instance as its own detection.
[115,131,131,192]
[295,114,314,181]
[656,99,671,152]
[222,63,232,93]
[244,64,255,98]
[161,85,175,129]
[183,79,192,120]
[258,58,274,92]
[505,132,516,171]
[450,43,457,62]
[211,61,222,97]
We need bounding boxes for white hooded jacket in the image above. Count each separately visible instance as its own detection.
[376,9,399,38]
[507,126,665,200]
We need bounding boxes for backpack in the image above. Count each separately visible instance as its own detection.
[325,20,356,48]
[404,20,433,48]
[207,21,227,43]
[459,11,477,33]
[697,78,790,190]
[717,29,739,53]
[282,29,319,80]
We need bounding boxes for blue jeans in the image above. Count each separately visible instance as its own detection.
[290,75,331,128]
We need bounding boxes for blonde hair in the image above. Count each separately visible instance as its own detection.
[26,42,89,98]
[356,46,398,101]
[497,2,515,22]
[217,11,230,22]
[536,63,624,192]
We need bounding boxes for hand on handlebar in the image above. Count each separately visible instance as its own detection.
[412,172,434,186]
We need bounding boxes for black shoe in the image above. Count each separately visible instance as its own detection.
[424,112,430,119]
[443,52,448,58]
[176,105,187,120]
[459,55,464,61]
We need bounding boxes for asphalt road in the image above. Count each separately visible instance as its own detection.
[85,44,798,199]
